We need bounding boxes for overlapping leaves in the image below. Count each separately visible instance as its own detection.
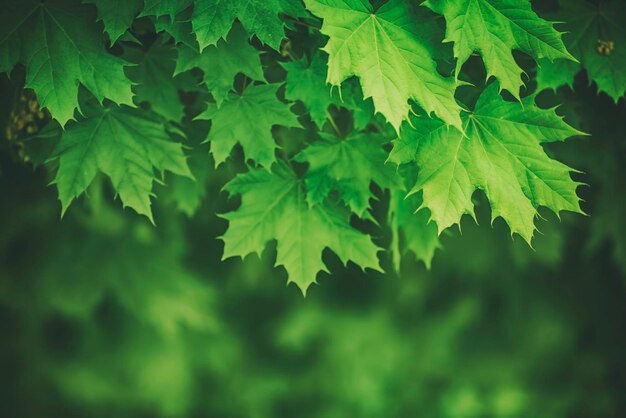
[221,163,381,294]
[425,0,575,98]
[0,0,133,125]
[295,132,401,218]
[389,84,583,243]
[53,102,191,221]
[0,0,589,292]
[304,0,462,132]
[197,83,300,167]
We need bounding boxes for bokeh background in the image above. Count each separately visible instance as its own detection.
[1,47,626,418]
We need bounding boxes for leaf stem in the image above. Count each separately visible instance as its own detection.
[326,109,342,137]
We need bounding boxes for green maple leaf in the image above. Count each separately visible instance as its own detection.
[282,55,343,128]
[83,0,142,43]
[542,0,626,101]
[192,0,306,51]
[424,0,575,99]
[304,0,461,132]
[197,83,300,167]
[389,182,440,271]
[125,38,192,122]
[190,0,238,49]
[0,0,133,125]
[294,133,401,217]
[389,83,584,243]
[222,163,381,294]
[175,23,264,107]
[52,102,191,222]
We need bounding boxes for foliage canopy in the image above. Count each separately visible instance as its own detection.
[2,0,621,294]
[2,1,626,417]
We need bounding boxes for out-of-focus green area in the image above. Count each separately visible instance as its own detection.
[1,74,626,418]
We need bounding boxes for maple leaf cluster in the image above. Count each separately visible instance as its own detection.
[2,0,620,294]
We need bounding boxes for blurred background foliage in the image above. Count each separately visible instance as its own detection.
[1,75,625,417]
[1,5,626,418]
